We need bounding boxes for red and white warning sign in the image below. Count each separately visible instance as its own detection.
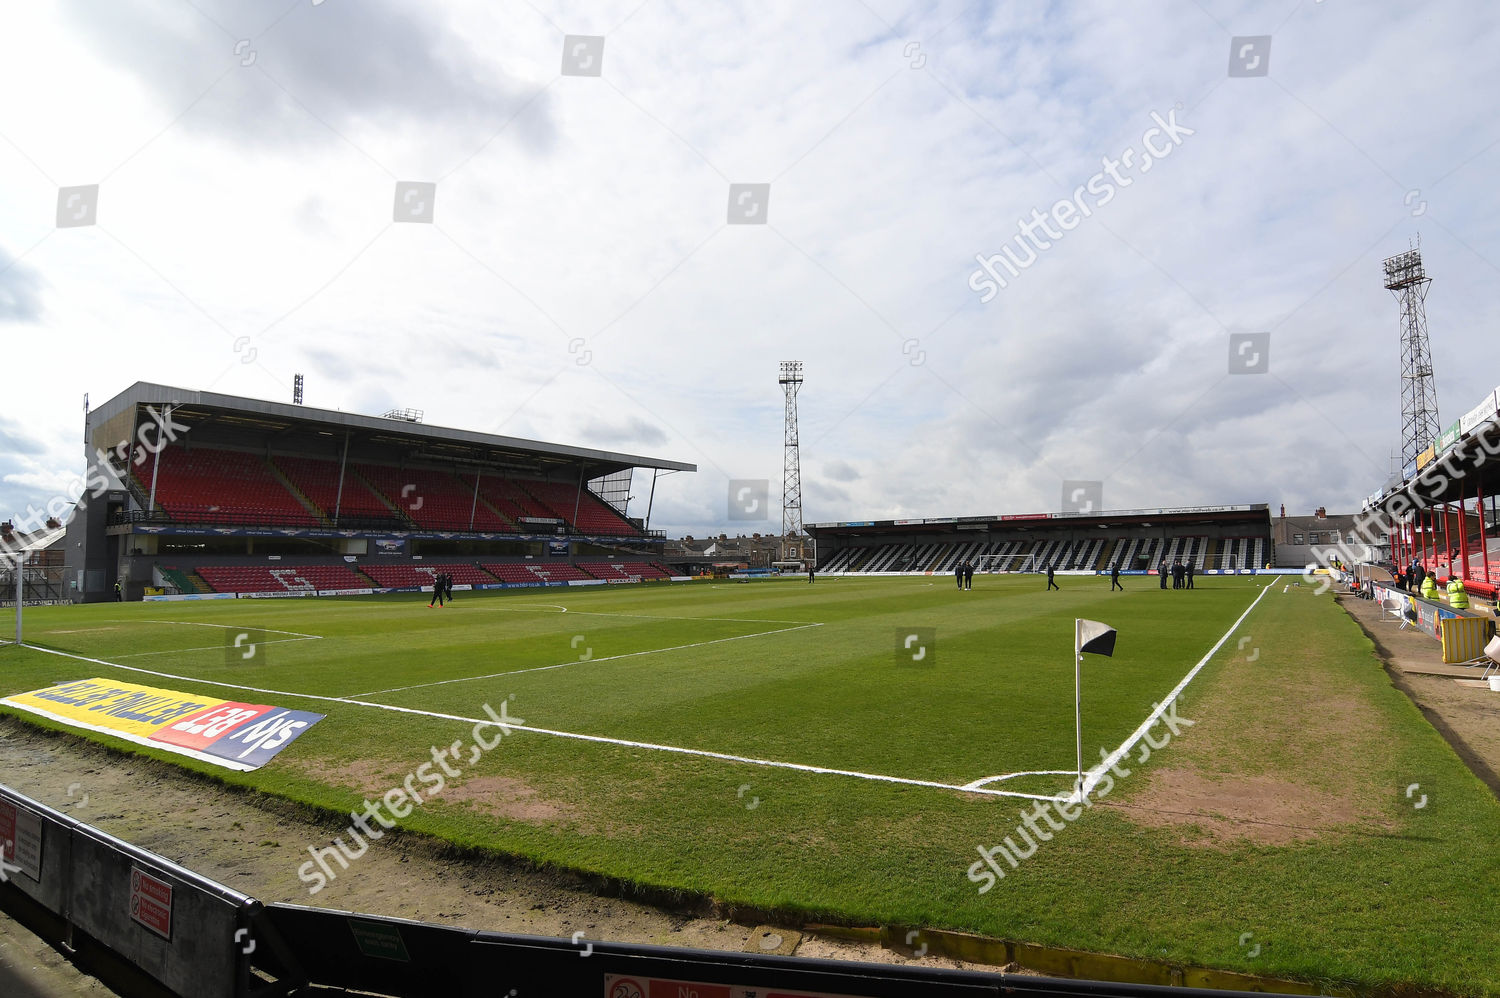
[604,976,872,998]
[129,866,173,940]
[0,799,43,882]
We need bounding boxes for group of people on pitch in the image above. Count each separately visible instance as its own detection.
[428,572,456,607]
[1158,558,1195,589]
[955,561,977,589]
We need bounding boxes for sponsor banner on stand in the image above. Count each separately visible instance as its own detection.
[1460,391,1498,435]
[1,678,325,772]
[143,592,238,602]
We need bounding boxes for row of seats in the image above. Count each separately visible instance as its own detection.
[136,449,319,525]
[131,447,642,535]
[576,561,673,580]
[272,456,393,520]
[180,560,678,593]
[521,480,639,535]
[821,537,1272,574]
[360,563,497,588]
[195,564,368,594]
[355,465,514,532]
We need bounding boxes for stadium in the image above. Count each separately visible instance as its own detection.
[5,371,1500,997]
[3,5,1500,998]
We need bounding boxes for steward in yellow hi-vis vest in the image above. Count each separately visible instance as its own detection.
[1421,575,1438,600]
[1447,578,1469,610]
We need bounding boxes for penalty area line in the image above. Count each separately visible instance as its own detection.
[5,641,1058,802]
[347,622,826,698]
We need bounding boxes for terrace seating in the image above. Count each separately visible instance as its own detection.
[273,456,397,523]
[477,562,591,584]
[517,480,640,535]
[524,563,592,582]
[135,448,316,526]
[466,476,554,526]
[360,564,496,588]
[577,561,637,581]
[355,465,514,532]
[481,563,551,585]
[620,561,671,579]
[197,564,368,594]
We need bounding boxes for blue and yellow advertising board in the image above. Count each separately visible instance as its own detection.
[2,678,324,771]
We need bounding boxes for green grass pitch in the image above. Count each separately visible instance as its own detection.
[3,574,1498,995]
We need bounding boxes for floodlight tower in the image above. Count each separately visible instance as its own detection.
[1384,242,1441,467]
[779,361,804,542]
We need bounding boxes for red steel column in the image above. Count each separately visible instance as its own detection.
[1459,485,1471,581]
[1442,503,1454,579]
[1478,486,1491,586]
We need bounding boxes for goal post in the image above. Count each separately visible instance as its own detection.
[973,553,1009,574]
[0,523,68,646]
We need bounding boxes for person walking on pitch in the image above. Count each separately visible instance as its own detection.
[1047,565,1059,591]
[1111,564,1123,591]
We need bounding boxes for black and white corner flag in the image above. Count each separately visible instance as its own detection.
[1076,619,1117,657]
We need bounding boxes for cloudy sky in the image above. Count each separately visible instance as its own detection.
[1,0,1497,538]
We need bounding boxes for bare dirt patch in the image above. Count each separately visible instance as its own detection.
[439,774,576,825]
[0,718,991,974]
[1113,592,1395,847]
[1114,767,1366,848]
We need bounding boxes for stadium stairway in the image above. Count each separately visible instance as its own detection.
[158,566,211,594]
[272,455,398,525]
[264,460,331,525]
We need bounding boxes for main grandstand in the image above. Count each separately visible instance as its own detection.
[64,383,694,602]
[808,504,1274,575]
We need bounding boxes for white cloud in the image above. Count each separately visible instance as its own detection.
[2,0,1498,536]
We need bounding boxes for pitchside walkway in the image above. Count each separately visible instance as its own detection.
[1339,593,1500,797]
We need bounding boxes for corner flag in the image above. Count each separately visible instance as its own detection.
[1077,619,1117,657]
[1074,618,1117,800]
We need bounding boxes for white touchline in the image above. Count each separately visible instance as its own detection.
[349,622,826,697]
[6,641,1055,801]
[1068,580,1275,803]
[4,584,1275,806]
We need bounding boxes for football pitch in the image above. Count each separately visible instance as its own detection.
[3,575,1499,994]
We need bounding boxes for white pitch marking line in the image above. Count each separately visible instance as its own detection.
[6,642,1057,801]
[6,583,1277,805]
[348,622,826,697]
[98,619,323,639]
[1069,580,1276,804]
[459,603,817,626]
[962,770,1078,790]
[114,637,323,658]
